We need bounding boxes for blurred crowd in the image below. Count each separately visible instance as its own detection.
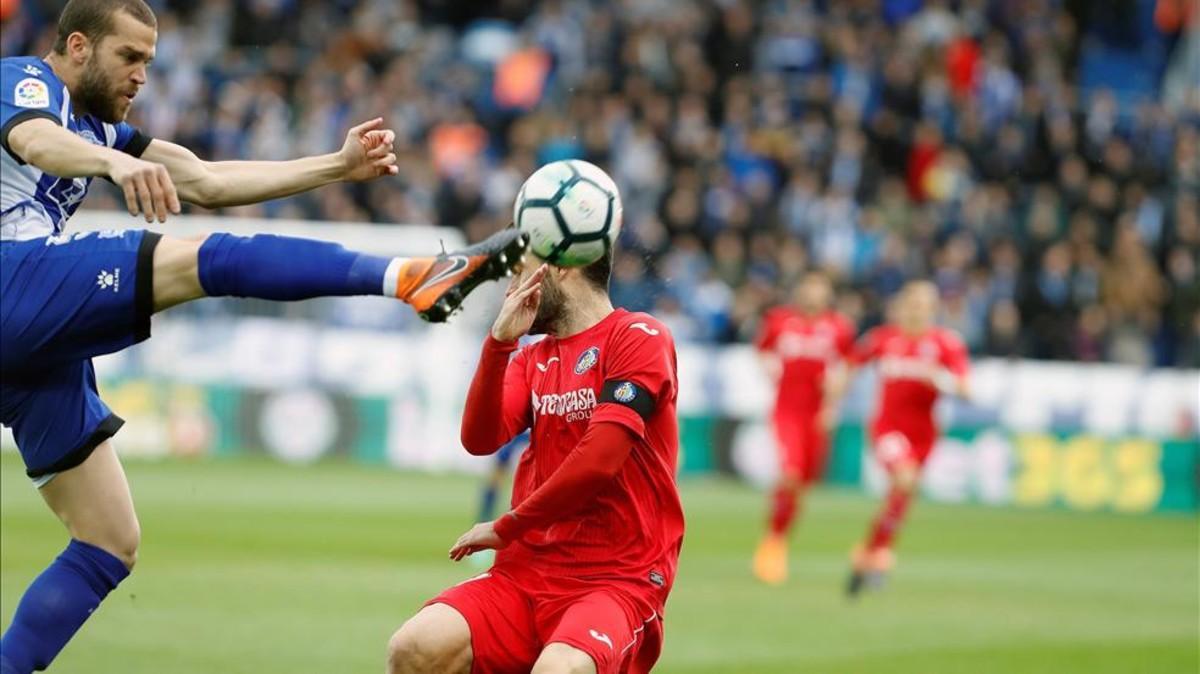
[4,0,1199,366]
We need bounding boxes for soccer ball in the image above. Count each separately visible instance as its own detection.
[513,160,622,267]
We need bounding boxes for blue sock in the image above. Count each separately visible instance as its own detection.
[478,483,499,523]
[0,540,129,673]
[197,233,396,300]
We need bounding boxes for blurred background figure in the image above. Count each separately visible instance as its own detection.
[841,281,971,596]
[752,272,853,585]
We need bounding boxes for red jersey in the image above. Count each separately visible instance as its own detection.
[851,324,970,439]
[755,307,855,416]
[466,309,684,608]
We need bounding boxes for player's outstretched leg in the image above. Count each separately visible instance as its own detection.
[0,444,138,674]
[154,228,529,322]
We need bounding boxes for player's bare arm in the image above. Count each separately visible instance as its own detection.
[932,369,971,400]
[758,351,782,384]
[925,350,971,400]
[139,117,398,210]
[820,361,850,431]
[7,114,396,225]
[6,117,180,223]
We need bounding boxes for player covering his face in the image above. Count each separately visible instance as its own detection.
[389,251,684,674]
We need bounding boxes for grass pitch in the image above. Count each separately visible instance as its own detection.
[2,454,1196,673]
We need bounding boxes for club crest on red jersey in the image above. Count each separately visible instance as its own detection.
[575,346,600,374]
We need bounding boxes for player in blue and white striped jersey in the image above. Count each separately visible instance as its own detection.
[0,2,528,672]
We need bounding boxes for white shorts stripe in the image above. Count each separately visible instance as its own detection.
[620,610,658,655]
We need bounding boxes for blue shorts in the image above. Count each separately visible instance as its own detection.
[0,229,161,480]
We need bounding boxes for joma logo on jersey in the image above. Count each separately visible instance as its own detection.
[531,387,597,423]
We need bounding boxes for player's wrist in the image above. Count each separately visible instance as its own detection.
[318,150,351,182]
[99,147,125,179]
[488,327,520,345]
[492,512,523,542]
[930,369,956,394]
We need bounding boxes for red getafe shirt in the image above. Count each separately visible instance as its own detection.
[755,307,855,418]
[461,309,684,608]
[851,324,970,441]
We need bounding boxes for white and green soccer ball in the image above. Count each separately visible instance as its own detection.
[513,159,623,267]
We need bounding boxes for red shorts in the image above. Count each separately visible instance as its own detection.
[427,568,664,674]
[772,412,828,483]
[870,427,936,472]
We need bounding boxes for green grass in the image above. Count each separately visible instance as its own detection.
[2,454,1196,673]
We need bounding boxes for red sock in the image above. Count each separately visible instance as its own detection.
[769,485,799,536]
[866,488,912,551]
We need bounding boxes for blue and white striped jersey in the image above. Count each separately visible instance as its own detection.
[0,56,150,241]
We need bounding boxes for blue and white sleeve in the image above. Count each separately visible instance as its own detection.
[0,60,66,162]
[108,120,152,157]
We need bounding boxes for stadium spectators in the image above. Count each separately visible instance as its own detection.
[4,0,1198,366]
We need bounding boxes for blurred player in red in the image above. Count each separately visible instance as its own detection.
[751,272,854,585]
[387,252,685,674]
[843,281,970,597]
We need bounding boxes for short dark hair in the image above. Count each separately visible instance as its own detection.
[53,0,156,55]
[581,249,612,291]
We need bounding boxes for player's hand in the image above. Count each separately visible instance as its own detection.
[818,404,839,433]
[926,366,961,396]
[491,263,548,342]
[339,117,398,182]
[108,154,181,223]
[448,521,507,561]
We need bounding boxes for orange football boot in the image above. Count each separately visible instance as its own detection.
[393,229,529,322]
[752,534,789,585]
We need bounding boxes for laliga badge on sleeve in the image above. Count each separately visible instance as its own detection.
[14,78,50,109]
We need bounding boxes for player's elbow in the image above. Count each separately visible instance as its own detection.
[183,167,225,209]
[12,134,51,169]
[585,463,623,484]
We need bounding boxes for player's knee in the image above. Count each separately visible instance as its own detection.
[386,624,462,674]
[532,644,597,674]
[151,235,205,311]
[386,628,428,673]
[75,518,141,570]
[779,473,803,491]
[105,520,141,571]
[893,464,919,493]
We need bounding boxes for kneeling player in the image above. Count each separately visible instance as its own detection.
[388,254,685,673]
[843,281,970,596]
